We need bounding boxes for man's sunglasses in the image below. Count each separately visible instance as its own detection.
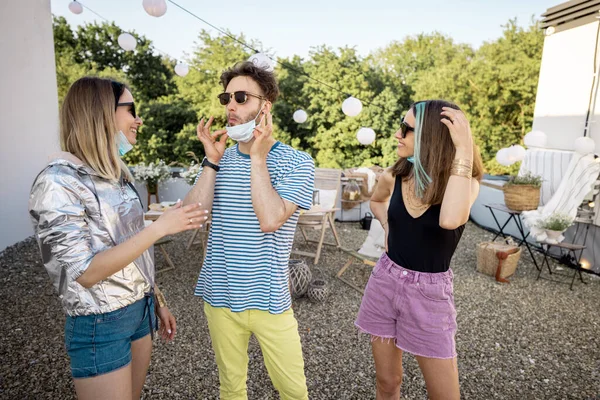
[217,91,266,106]
[400,120,414,139]
[117,102,136,118]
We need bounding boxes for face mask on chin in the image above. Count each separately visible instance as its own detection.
[225,103,266,143]
[116,130,133,156]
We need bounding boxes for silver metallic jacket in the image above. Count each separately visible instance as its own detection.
[29,153,154,316]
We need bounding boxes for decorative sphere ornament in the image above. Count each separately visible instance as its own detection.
[118,33,137,51]
[508,145,527,162]
[174,63,189,77]
[288,259,312,298]
[248,52,274,72]
[342,96,363,117]
[293,109,308,123]
[523,130,547,149]
[356,127,376,145]
[574,137,596,155]
[142,0,167,17]
[68,1,83,14]
[496,148,513,166]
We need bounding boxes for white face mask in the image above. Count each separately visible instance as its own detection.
[116,130,133,156]
[225,104,265,143]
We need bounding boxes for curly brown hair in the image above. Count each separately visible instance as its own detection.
[220,61,280,102]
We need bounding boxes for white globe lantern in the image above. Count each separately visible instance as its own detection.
[342,97,363,117]
[356,127,376,145]
[574,137,596,155]
[118,33,137,51]
[293,110,308,123]
[68,1,83,14]
[142,0,167,17]
[174,63,189,77]
[496,148,513,166]
[508,145,527,162]
[523,130,547,148]
[248,53,275,72]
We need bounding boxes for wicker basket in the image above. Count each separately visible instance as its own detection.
[288,259,312,298]
[476,242,522,279]
[503,184,540,212]
[307,279,329,303]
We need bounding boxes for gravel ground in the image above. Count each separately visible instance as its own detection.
[1,222,599,399]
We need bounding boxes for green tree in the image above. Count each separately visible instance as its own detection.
[52,16,176,102]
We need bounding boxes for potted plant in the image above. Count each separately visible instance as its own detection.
[539,212,574,241]
[131,159,171,205]
[503,172,543,211]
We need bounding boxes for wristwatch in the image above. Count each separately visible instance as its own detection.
[201,157,220,172]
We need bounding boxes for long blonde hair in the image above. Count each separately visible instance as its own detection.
[60,77,133,182]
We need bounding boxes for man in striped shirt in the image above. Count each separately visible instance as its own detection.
[184,61,314,400]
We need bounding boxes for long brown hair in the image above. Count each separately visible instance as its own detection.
[60,77,133,182]
[391,100,484,205]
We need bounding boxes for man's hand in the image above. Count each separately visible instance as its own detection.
[250,111,275,162]
[197,116,228,164]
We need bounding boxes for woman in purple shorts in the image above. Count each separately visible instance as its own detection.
[355,100,483,400]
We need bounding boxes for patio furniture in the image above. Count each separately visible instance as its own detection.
[143,215,176,273]
[186,219,212,264]
[337,219,385,293]
[292,168,342,264]
[483,203,541,270]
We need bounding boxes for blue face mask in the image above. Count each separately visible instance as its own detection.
[407,156,415,163]
[116,130,133,157]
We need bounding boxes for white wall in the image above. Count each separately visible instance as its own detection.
[0,0,60,251]
[533,21,600,150]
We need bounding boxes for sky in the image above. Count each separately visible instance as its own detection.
[51,0,560,62]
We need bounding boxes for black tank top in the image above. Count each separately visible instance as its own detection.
[386,177,465,273]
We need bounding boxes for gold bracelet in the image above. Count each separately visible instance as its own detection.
[450,166,472,179]
[452,158,472,168]
[154,286,168,308]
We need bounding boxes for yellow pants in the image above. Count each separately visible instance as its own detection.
[204,302,308,400]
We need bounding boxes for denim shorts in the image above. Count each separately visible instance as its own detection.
[64,295,157,378]
[355,252,457,359]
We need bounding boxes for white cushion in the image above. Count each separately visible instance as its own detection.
[358,219,386,258]
[317,189,337,210]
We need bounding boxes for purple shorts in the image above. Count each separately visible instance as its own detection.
[355,252,457,359]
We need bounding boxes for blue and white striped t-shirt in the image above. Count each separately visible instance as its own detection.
[194,141,315,314]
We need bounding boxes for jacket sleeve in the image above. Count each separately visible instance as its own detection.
[29,169,95,281]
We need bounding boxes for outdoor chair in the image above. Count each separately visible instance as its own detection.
[291,168,342,264]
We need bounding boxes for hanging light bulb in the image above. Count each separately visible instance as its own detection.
[143,0,167,17]
[342,97,362,117]
[174,63,189,77]
[248,53,275,72]
[589,201,595,208]
[574,137,596,155]
[356,127,376,145]
[508,145,527,162]
[118,33,137,51]
[68,0,83,14]
[524,130,547,148]
[293,110,308,123]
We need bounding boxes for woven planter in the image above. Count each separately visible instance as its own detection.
[503,184,540,212]
[288,259,312,298]
[476,242,521,279]
[307,279,329,303]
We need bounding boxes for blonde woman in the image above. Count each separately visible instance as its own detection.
[29,77,207,399]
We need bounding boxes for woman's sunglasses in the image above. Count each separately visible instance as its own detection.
[217,91,266,106]
[117,102,136,118]
[400,120,414,139]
